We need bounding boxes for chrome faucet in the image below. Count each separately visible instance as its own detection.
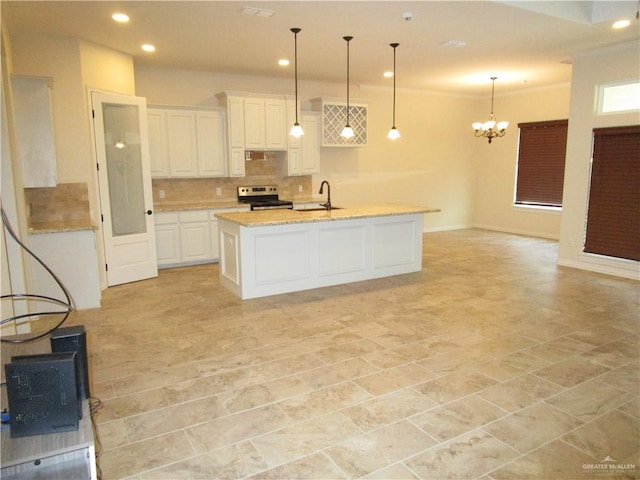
[319,180,332,211]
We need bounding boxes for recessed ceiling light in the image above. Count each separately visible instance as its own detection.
[383,71,393,78]
[278,59,290,66]
[612,19,630,29]
[141,44,156,52]
[112,13,129,23]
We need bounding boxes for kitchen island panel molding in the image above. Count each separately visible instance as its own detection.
[373,220,418,268]
[253,230,310,285]
[217,205,438,299]
[318,225,367,276]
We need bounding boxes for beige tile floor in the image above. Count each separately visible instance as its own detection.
[69,229,639,480]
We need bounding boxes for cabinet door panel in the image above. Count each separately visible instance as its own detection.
[244,98,266,149]
[229,147,245,177]
[180,222,212,262]
[155,223,181,265]
[197,111,226,177]
[167,112,198,176]
[301,113,321,174]
[265,99,287,150]
[148,110,170,177]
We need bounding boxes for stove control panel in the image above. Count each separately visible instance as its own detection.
[238,185,279,198]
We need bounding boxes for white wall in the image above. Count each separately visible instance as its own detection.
[558,42,639,279]
[473,83,571,239]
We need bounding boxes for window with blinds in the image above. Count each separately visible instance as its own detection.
[584,125,640,262]
[514,120,568,207]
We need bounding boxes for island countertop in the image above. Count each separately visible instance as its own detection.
[215,203,440,227]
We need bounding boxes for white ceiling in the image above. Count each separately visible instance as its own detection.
[2,1,638,96]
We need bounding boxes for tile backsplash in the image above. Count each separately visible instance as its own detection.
[153,153,313,206]
[25,182,91,226]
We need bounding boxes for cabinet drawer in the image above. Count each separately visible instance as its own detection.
[155,212,179,225]
[179,210,209,223]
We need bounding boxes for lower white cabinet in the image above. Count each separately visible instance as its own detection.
[155,207,248,268]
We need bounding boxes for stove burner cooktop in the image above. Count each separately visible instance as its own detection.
[238,185,293,210]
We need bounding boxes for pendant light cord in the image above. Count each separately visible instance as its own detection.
[292,28,301,125]
[391,43,398,127]
[344,36,353,126]
[490,76,496,116]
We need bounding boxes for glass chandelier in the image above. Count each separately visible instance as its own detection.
[473,76,508,144]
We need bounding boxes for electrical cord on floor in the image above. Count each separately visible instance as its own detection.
[1,205,74,343]
[89,396,104,480]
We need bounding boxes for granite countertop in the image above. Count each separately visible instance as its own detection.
[154,201,250,212]
[28,219,98,234]
[215,203,441,227]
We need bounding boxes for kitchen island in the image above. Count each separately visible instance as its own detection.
[215,204,439,299]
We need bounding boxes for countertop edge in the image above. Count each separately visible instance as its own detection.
[215,204,441,227]
[28,224,98,234]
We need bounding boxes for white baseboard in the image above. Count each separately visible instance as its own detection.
[423,224,473,233]
[557,256,639,281]
[472,223,559,240]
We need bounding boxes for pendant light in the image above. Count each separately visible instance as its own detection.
[289,27,304,137]
[472,76,508,144]
[387,43,400,140]
[341,36,355,139]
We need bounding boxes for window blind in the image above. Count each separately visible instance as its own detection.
[515,120,568,207]
[584,125,640,262]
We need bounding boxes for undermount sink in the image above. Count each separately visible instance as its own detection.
[296,207,343,212]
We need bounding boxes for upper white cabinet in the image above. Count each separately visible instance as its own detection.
[147,110,170,177]
[310,97,368,147]
[264,98,287,150]
[147,106,226,178]
[12,75,58,187]
[197,112,226,176]
[287,111,320,176]
[217,92,289,177]
[243,97,266,150]
[167,111,198,176]
[301,112,321,174]
[217,94,245,177]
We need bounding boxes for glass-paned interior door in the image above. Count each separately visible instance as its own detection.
[92,92,157,286]
[103,104,146,236]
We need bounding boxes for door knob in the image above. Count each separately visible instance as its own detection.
[146,210,153,215]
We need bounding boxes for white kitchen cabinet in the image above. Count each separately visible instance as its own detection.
[264,98,287,150]
[310,97,368,147]
[148,107,226,178]
[287,111,321,176]
[12,76,58,187]
[154,212,181,266]
[301,112,321,174]
[244,97,287,151]
[179,210,212,263]
[28,230,101,310]
[217,92,290,177]
[218,94,245,177]
[155,207,249,268]
[167,111,199,176]
[147,110,170,177]
[244,97,266,150]
[197,111,226,176]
